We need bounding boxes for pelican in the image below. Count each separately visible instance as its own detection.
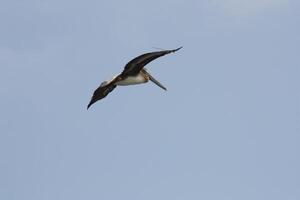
[87,47,182,109]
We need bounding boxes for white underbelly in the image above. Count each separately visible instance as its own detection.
[116,74,148,86]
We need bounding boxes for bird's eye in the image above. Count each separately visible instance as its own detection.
[100,81,108,87]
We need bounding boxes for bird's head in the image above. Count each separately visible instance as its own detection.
[100,81,109,87]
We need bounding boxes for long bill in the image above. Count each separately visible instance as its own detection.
[145,71,167,91]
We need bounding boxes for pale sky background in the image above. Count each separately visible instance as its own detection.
[0,0,299,200]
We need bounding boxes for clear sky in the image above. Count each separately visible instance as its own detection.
[1,0,299,199]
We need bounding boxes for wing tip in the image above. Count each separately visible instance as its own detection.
[172,46,183,52]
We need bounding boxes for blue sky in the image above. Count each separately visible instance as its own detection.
[1,0,299,199]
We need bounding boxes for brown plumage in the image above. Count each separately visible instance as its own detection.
[87,47,182,109]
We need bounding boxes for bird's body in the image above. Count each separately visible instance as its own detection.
[115,71,148,86]
[87,47,182,109]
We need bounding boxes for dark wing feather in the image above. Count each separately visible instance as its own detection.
[120,47,182,77]
[87,83,117,109]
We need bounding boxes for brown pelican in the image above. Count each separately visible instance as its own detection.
[87,47,182,109]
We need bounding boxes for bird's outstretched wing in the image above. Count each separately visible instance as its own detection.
[87,82,117,109]
[120,47,182,77]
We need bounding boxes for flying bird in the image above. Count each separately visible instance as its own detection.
[87,47,182,109]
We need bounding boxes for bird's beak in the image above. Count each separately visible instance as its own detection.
[145,71,167,91]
